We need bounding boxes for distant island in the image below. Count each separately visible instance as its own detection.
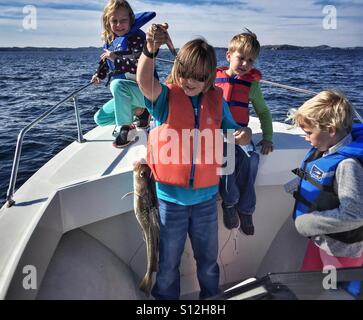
[0,45,362,51]
[261,44,362,50]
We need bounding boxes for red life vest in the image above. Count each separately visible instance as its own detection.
[215,67,262,126]
[147,84,224,189]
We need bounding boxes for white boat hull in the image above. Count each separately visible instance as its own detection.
[0,117,311,299]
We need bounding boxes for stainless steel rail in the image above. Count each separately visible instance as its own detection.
[5,82,93,207]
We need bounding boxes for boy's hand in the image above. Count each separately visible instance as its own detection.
[91,74,100,85]
[257,139,273,155]
[234,127,252,145]
[145,23,170,54]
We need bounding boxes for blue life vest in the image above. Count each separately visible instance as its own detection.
[104,11,156,79]
[293,124,363,298]
[292,123,363,243]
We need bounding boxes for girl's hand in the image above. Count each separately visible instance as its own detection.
[91,74,100,85]
[256,139,274,155]
[100,49,117,62]
[145,23,170,54]
[234,127,252,145]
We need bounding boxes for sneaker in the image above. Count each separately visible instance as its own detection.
[238,212,255,236]
[112,125,134,148]
[221,202,240,230]
[134,109,150,129]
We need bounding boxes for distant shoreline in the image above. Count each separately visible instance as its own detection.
[0,45,362,51]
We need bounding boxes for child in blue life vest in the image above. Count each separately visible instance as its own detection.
[92,0,156,147]
[136,24,252,300]
[215,30,273,235]
[287,90,363,297]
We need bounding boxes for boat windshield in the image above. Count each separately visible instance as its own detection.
[215,267,363,300]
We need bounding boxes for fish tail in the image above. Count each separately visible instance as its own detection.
[139,274,152,297]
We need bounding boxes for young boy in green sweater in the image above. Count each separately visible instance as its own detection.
[215,30,273,235]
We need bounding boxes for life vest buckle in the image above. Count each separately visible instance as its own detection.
[292,168,307,179]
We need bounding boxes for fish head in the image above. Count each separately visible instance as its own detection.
[133,160,152,193]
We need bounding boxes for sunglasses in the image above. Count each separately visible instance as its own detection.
[179,69,209,82]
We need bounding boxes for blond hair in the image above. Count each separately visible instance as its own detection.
[102,0,135,44]
[228,29,260,59]
[165,38,217,92]
[289,90,353,133]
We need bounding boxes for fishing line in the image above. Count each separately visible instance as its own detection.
[219,228,234,284]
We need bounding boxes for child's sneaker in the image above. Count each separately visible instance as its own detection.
[112,124,135,148]
[134,109,150,129]
[238,212,255,235]
[221,202,240,230]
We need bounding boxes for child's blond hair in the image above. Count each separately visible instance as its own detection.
[102,0,135,44]
[165,38,217,92]
[290,90,353,133]
[228,29,260,59]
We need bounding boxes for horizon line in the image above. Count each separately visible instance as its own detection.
[0,44,362,50]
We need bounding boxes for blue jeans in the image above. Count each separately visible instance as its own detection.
[219,145,260,215]
[152,197,220,300]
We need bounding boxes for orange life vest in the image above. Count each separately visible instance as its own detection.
[215,67,262,126]
[147,84,224,189]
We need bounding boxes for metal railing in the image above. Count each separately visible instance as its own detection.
[5,63,363,208]
[5,82,94,208]
[260,79,363,123]
[156,57,363,123]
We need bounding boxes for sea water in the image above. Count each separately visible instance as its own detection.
[0,47,362,204]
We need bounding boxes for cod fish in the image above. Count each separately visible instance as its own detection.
[133,161,160,297]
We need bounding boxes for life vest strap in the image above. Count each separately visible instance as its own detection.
[227,101,249,108]
[293,191,315,211]
[292,168,334,192]
[327,225,363,244]
[215,77,252,87]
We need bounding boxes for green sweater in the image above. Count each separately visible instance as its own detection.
[249,81,273,142]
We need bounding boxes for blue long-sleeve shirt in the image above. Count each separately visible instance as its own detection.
[145,84,240,205]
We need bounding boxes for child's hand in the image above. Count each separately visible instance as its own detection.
[145,23,170,54]
[234,127,252,145]
[256,139,273,155]
[91,74,100,85]
[100,49,117,62]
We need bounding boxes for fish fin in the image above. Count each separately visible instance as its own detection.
[148,175,158,207]
[121,191,134,199]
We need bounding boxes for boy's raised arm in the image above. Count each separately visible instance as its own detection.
[137,24,169,103]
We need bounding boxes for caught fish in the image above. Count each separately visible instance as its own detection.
[133,160,159,297]
[151,23,178,57]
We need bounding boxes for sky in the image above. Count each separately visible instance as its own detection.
[0,0,362,48]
